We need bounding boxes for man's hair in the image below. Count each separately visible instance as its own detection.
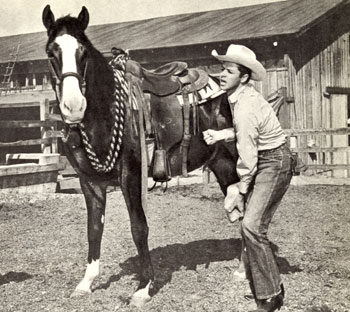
[237,64,252,84]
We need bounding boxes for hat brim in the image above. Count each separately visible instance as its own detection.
[212,49,266,81]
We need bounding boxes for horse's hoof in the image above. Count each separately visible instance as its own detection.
[130,294,151,308]
[70,288,91,298]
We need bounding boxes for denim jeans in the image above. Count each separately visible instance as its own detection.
[241,144,292,300]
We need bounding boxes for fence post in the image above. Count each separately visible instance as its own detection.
[40,98,51,154]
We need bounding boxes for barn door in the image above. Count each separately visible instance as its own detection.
[329,93,349,177]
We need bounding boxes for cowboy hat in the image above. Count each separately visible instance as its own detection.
[211,44,266,81]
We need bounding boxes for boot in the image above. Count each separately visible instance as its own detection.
[250,284,284,312]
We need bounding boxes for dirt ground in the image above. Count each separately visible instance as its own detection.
[0,182,349,312]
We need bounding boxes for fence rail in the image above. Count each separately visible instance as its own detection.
[286,127,350,177]
[0,98,61,154]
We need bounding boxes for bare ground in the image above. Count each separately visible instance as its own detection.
[0,182,349,312]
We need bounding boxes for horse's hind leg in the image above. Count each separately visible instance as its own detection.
[71,177,108,297]
[120,158,154,307]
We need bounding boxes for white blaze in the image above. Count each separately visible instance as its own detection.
[55,34,86,123]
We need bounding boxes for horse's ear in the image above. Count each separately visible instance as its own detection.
[42,5,55,30]
[78,6,89,30]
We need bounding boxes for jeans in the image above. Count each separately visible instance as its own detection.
[241,144,292,300]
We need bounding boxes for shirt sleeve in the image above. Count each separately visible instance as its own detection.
[221,128,236,142]
[235,109,259,194]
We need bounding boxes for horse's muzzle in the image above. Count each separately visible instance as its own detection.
[60,96,87,124]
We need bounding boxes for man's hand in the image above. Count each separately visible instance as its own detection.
[225,192,245,223]
[203,129,236,145]
[232,193,245,212]
[224,184,245,223]
[203,129,223,145]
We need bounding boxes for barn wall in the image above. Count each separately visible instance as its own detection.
[287,20,350,176]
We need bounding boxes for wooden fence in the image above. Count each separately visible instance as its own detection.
[1,96,349,188]
[0,97,63,191]
[286,127,350,178]
[0,98,61,155]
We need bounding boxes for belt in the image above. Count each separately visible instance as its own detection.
[258,143,286,155]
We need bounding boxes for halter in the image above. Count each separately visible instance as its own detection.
[47,56,88,100]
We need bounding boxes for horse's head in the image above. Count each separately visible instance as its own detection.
[42,5,89,124]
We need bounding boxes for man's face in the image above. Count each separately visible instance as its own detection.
[219,62,242,94]
[111,49,118,56]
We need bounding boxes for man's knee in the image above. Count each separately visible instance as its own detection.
[241,218,259,237]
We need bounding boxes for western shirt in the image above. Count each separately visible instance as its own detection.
[228,84,286,194]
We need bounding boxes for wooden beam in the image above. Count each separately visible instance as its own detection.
[325,87,350,95]
[0,163,58,176]
[0,120,57,128]
[306,164,350,170]
[0,101,40,108]
[292,147,350,153]
[0,137,58,147]
[285,127,350,136]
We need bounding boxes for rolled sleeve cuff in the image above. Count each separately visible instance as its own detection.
[238,182,249,195]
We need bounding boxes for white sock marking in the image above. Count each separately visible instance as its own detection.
[75,259,100,293]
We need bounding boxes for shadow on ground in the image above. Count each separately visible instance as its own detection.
[0,271,33,286]
[95,238,302,295]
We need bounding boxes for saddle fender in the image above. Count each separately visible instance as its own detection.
[150,93,183,152]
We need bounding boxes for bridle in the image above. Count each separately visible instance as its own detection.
[47,56,88,102]
[46,49,128,174]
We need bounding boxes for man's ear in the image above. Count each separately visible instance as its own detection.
[78,6,89,30]
[240,74,249,84]
[42,5,55,30]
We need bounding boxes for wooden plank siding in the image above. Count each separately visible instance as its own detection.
[286,32,350,177]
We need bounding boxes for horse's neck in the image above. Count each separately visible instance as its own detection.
[83,49,115,131]
[86,50,115,107]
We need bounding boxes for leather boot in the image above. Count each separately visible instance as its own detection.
[250,284,284,312]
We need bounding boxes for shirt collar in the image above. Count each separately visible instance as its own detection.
[228,84,247,104]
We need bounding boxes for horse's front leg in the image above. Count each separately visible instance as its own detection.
[121,158,154,307]
[71,177,108,297]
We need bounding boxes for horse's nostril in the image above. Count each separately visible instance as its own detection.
[63,102,71,112]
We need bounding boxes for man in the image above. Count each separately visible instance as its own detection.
[203,44,293,312]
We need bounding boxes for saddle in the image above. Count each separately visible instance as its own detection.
[126,60,209,96]
[125,59,219,179]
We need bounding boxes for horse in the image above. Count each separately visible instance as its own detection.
[42,5,239,307]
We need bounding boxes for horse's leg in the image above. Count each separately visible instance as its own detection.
[71,177,108,297]
[120,157,154,307]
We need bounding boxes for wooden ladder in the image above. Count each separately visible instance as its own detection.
[0,44,20,96]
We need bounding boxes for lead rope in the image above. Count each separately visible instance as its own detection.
[78,55,128,172]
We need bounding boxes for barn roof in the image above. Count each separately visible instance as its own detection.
[0,0,348,63]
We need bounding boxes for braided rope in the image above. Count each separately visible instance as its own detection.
[78,54,129,173]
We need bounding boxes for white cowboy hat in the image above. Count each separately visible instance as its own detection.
[211,44,266,81]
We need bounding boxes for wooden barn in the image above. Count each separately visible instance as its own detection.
[0,0,350,178]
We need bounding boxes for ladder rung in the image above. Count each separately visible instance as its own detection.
[1,45,20,90]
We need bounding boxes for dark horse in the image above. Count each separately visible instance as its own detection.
[42,5,239,307]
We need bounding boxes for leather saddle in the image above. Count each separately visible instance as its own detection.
[126,60,209,96]
[124,59,220,177]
